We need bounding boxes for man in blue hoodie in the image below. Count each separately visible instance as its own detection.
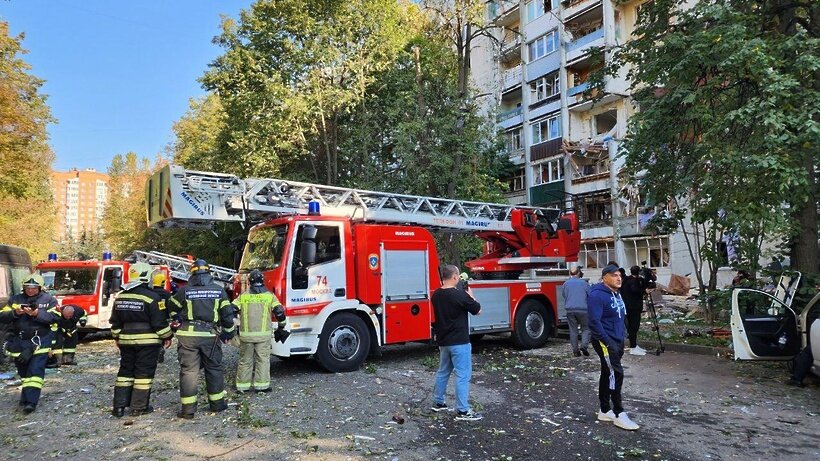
[587,264,639,430]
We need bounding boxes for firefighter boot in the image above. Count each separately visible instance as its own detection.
[46,354,60,369]
[130,386,154,416]
[177,401,196,419]
[62,352,76,365]
[112,407,126,418]
[209,398,228,412]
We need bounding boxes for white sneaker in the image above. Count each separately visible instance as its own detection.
[630,346,647,356]
[614,412,640,430]
[597,410,616,422]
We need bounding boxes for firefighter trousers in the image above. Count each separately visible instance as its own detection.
[16,341,52,408]
[113,345,161,411]
[236,337,271,391]
[177,335,227,416]
[49,331,79,366]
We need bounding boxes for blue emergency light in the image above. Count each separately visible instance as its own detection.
[308,200,321,215]
[102,251,112,261]
[48,253,57,261]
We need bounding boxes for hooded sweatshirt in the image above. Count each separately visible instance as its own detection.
[587,282,626,346]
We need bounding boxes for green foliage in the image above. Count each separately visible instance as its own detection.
[56,231,106,261]
[0,21,57,258]
[606,0,819,281]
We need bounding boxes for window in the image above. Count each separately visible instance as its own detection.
[528,30,559,61]
[623,236,670,268]
[576,192,612,225]
[532,157,563,185]
[505,128,523,152]
[508,167,525,192]
[531,115,561,144]
[530,72,560,102]
[40,269,99,296]
[241,224,289,271]
[291,224,342,289]
[526,0,544,22]
[580,241,617,269]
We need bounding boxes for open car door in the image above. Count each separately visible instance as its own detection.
[731,273,803,361]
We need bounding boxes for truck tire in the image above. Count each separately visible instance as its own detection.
[316,312,371,373]
[511,299,553,349]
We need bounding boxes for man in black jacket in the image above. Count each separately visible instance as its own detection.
[621,266,648,356]
[110,262,173,417]
[0,273,60,413]
[47,304,87,368]
[430,265,482,421]
[169,259,236,419]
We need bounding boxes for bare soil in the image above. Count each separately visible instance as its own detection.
[0,334,817,460]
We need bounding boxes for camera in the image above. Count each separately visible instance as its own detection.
[639,261,657,288]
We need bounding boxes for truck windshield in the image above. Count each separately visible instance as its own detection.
[39,269,99,296]
[240,224,288,272]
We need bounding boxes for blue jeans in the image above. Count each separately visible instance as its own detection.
[433,342,472,413]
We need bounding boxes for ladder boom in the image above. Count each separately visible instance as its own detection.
[132,250,237,284]
[147,165,564,233]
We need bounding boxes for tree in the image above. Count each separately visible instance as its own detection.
[168,94,227,172]
[102,152,162,257]
[605,0,818,299]
[200,0,411,184]
[0,21,57,259]
[56,230,106,261]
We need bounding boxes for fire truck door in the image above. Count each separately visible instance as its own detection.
[287,222,347,307]
[380,243,431,344]
[98,266,123,329]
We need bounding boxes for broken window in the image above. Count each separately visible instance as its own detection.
[623,237,670,268]
[576,191,611,226]
[579,240,616,269]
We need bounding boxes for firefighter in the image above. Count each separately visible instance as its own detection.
[47,304,88,368]
[0,273,60,413]
[151,271,172,364]
[234,269,288,393]
[169,259,236,419]
[110,262,173,417]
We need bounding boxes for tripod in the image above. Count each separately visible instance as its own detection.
[644,290,665,355]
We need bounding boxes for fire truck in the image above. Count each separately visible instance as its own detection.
[35,251,235,333]
[146,165,581,372]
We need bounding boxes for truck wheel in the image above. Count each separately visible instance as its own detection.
[316,313,370,373]
[511,299,553,349]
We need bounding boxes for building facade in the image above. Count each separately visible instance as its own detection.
[474,0,702,286]
[51,168,109,242]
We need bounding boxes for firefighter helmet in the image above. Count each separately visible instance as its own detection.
[249,269,264,287]
[190,259,210,275]
[22,273,45,289]
[128,262,152,283]
[152,271,167,288]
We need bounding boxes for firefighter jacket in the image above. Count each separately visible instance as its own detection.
[56,305,88,337]
[110,284,173,346]
[235,286,282,339]
[169,273,235,338]
[0,291,59,357]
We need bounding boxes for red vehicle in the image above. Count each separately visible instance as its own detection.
[148,165,580,372]
[36,253,174,333]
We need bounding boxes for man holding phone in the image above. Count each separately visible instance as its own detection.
[0,274,59,414]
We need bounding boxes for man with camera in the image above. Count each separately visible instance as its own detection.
[0,274,60,413]
[562,266,590,357]
[430,265,482,421]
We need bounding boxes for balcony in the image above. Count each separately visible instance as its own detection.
[566,28,604,53]
[498,106,522,122]
[501,65,522,91]
[490,0,520,26]
[530,137,563,162]
[500,35,522,57]
[566,82,589,97]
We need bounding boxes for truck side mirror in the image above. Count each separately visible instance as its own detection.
[111,269,122,293]
[299,225,317,267]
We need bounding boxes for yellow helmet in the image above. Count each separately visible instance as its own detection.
[22,273,45,289]
[128,262,152,283]
[151,271,167,288]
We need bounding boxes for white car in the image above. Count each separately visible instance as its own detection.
[731,272,819,377]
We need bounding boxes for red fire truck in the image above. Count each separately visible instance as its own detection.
[147,165,581,372]
[35,251,235,333]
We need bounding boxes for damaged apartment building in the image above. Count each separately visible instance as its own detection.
[472,0,704,285]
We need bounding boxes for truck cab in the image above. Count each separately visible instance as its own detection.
[36,260,126,330]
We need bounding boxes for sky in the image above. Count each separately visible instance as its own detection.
[0,0,252,172]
